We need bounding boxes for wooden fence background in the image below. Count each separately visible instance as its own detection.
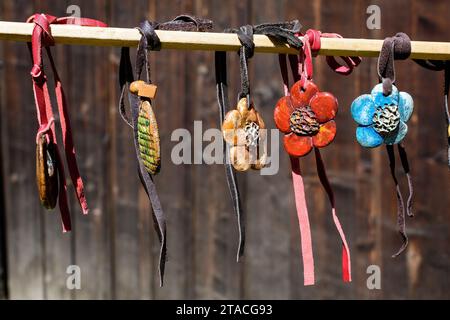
[0,0,449,299]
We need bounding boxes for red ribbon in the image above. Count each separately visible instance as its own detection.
[27,14,107,231]
[301,29,362,77]
[290,156,315,285]
[278,29,358,284]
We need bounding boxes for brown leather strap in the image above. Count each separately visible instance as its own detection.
[377,32,411,95]
[119,16,213,287]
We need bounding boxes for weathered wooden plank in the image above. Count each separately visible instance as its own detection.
[373,0,413,299]
[151,0,196,299]
[0,11,8,301]
[182,0,250,299]
[0,0,449,300]
[1,0,45,299]
[406,0,450,299]
[352,0,384,300]
[107,0,151,300]
[59,0,114,300]
[241,0,292,300]
[29,0,76,301]
[281,0,319,299]
[304,0,358,299]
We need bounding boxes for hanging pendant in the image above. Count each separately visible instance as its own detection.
[351,85,414,257]
[351,83,414,148]
[222,97,267,171]
[274,79,338,157]
[130,80,160,175]
[36,134,58,209]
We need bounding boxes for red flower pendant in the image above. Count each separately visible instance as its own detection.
[274,79,338,157]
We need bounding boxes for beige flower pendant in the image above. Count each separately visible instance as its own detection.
[130,80,161,175]
[222,98,267,171]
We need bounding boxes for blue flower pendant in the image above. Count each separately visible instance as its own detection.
[351,83,414,148]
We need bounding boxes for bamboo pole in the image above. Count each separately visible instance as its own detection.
[1,21,450,59]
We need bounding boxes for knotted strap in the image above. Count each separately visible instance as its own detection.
[119,16,212,287]
[279,53,352,285]
[377,33,414,257]
[303,29,362,76]
[413,60,450,168]
[27,13,106,231]
[216,21,302,261]
[377,32,411,95]
[236,25,254,102]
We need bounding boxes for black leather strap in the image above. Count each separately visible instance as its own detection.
[377,32,411,95]
[119,46,167,287]
[413,59,450,168]
[118,16,213,286]
[386,144,413,258]
[215,21,303,261]
[215,51,245,260]
[376,33,414,257]
[227,20,303,103]
[236,25,254,101]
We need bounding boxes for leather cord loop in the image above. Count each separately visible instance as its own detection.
[212,22,306,260]
[135,20,159,83]
[119,44,167,287]
[376,34,414,257]
[227,21,303,103]
[118,15,213,287]
[303,29,362,76]
[252,20,303,49]
[137,20,161,52]
[236,25,254,101]
[236,25,255,59]
[377,32,411,95]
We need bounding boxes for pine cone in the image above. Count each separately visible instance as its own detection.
[372,104,400,136]
[289,106,320,136]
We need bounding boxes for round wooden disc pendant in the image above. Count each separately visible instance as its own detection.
[36,135,58,209]
[137,100,161,175]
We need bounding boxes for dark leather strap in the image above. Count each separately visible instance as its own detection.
[158,15,213,31]
[227,21,303,102]
[386,144,414,257]
[27,13,107,231]
[119,16,213,286]
[215,20,302,261]
[236,25,254,101]
[413,60,450,168]
[215,51,245,260]
[377,32,411,95]
[215,21,302,262]
[120,45,167,287]
[376,33,414,257]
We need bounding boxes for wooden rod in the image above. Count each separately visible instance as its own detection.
[1,21,450,59]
